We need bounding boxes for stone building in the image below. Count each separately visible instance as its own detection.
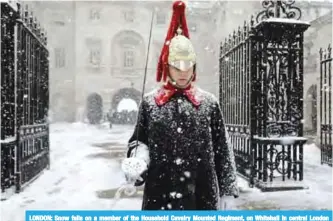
[26,0,332,130]
[29,1,228,122]
[24,1,77,122]
[302,2,332,143]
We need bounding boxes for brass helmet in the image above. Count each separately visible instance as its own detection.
[168,27,196,71]
[156,1,197,82]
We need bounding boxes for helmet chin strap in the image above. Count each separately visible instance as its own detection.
[168,74,194,89]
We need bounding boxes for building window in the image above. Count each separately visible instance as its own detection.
[90,8,101,21]
[89,49,101,66]
[124,10,134,22]
[124,50,134,67]
[52,11,66,26]
[86,38,102,67]
[156,12,166,25]
[54,48,65,68]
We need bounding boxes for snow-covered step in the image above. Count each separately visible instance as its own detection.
[96,186,144,200]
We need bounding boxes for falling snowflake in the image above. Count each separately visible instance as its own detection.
[175,158,183,165]
[170,192,176,198]
[176,193,183,198]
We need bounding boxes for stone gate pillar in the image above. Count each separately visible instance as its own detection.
[250,0,310,190]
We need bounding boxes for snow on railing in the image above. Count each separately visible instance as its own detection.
[0,0,19,11]
[0,136,16,144]
[263,17,311,25]
[253,135,307,145]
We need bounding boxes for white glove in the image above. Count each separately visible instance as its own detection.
[122,141,150,182]
[219,196,236,210]
[121,157,147,182]
[128,141,150,164]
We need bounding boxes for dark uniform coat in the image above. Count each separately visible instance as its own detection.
[127,86,238,210]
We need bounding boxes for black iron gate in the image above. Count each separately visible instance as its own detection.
[320,45,332,166]
[219,1,309,191]
[1,2,49,197]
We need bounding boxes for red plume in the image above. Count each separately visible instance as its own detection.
[156,1,190,82]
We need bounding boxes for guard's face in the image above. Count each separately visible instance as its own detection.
[168,65,194,87]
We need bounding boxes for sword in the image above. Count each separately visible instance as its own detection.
[110,8,155,209]
[133,8,155,157]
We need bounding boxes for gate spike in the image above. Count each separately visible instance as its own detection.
[17,1,23,18]
[324,49,327,60]
[37,22,41,37]
[219,41,223,55]
[250,15,254,27]
[41,28,45,44]
[24,4,29,22]
[223,38,227,54]
[233,30,236,46]
[328,44,331,58]
[243,21,247,37]
[33,17,38,34]
[29,11,34,29]
[45,31,48,45]
[319,48,323,61]
[238,26,242,41]
[228,34,232,50]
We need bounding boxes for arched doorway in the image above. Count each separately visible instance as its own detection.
[110,88,141,125]
[117,98,138,112]
[306,84,317,133]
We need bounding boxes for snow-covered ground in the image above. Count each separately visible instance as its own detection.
[0,122,332,221]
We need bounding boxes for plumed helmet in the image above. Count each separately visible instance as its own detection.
[156,1,197,82]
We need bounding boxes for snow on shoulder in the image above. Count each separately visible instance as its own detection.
[142,88,159,105]
[196,87,219,104]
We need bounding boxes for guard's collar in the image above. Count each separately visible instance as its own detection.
[154,81,201,107]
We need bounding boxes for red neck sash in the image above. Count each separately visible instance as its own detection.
[154,81,201,107]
